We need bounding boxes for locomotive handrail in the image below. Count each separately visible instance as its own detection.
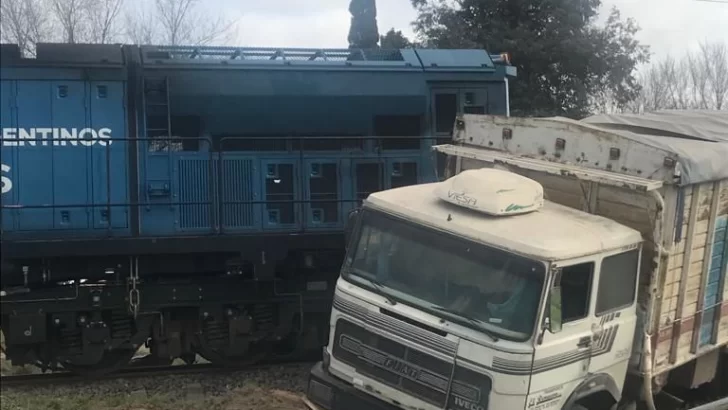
[216,135,440,234]
[1,135,440,237]
[140,45,406,63]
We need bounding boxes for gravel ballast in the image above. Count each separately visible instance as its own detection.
[0,362,314,410]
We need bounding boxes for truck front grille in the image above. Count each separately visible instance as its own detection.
[333,318,491,409]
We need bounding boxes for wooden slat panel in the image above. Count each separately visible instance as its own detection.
[691,181,722,352]
[668,183,703,364]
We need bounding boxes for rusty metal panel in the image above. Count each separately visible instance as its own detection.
[451,114,680,184]
[436,144,664,192]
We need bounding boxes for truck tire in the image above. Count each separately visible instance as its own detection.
[610,401,637,410]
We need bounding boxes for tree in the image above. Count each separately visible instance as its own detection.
[50,0,89,43]
[87,0,125,44]
[124,0,237,46]
[703,41,728,110]
[0,0,53,56]
[410,0,650,118]
[124,5,156,45]
[348,0,379,49]
[380,28,415,49]
[630,40,728,112]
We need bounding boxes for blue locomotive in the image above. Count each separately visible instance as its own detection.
[0,42,514,374]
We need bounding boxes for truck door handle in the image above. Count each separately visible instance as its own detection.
[577,336,592,348]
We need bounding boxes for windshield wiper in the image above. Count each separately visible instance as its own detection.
[344,268,398,306]
[429,305,499,342]
[367,278,397,305]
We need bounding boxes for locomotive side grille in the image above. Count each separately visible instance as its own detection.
[178,159,214,230]
[221,159,255,229]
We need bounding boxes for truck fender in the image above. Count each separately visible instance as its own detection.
[561,373,620,410]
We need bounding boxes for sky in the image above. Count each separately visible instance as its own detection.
[214,0,728,62]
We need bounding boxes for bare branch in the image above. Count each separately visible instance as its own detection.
[688,49,711,109]
[50,0,90,43]
[634,40,728,112]
[0,0,53,56]
[124,6,156,45]
[153,0,237,46]
[88,0,125,44]
[702,41,728,110]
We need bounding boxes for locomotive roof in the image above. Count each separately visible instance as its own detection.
[0,43,517,76]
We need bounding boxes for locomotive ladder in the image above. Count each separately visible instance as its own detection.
[142,76,173,151]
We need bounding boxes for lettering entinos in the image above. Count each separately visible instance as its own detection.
[1,128,113,147]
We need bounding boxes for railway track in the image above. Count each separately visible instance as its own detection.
[0,358,317,388]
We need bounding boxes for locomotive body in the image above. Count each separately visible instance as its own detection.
[0,42,514,374]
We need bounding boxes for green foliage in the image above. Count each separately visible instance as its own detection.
[410,0,650,118]
[348,0,379,49]
[380,28,416,49]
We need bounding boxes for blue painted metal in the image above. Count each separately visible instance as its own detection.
[1,78,129,238]
[1,43,513,245]
[700,215,728,347]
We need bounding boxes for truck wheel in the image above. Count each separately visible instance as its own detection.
[608,401,636,410]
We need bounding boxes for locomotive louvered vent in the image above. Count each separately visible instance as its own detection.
[178,158,255,230]
[221,159,255,229]
[179,159,214,230]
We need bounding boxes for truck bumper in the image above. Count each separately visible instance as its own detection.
[306,362,400,410]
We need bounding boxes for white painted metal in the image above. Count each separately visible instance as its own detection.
[434,168,544,216]
[366,182,642,261]
[434,144,665,192]
[319,112,728,410]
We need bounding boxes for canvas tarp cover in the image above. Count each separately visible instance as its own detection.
[580,110,728,185]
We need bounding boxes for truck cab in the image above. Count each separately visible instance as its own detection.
[307,167,644,410]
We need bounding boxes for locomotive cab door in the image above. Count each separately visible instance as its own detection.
[260,158,301,231]
[385,159,420,190]
[90,81,129,231]
[303,159,343,230]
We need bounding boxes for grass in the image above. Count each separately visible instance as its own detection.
[0,391,189,410]
[0,385,308,410]
[1,331,308,410]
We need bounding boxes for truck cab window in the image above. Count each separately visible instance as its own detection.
[560,262,594,323]
[596,250,639,315]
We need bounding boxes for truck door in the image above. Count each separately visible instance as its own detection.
[528,259,597,404]
[529,249,640,407]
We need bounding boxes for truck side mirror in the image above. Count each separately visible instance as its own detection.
[344,208,361,249]
[548,270,563,334]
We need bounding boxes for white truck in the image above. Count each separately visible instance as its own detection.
[305,110,728,410]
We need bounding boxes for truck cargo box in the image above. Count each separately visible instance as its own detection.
[434,110,728,385]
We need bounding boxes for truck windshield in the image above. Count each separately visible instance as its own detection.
[343,210,545,342]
